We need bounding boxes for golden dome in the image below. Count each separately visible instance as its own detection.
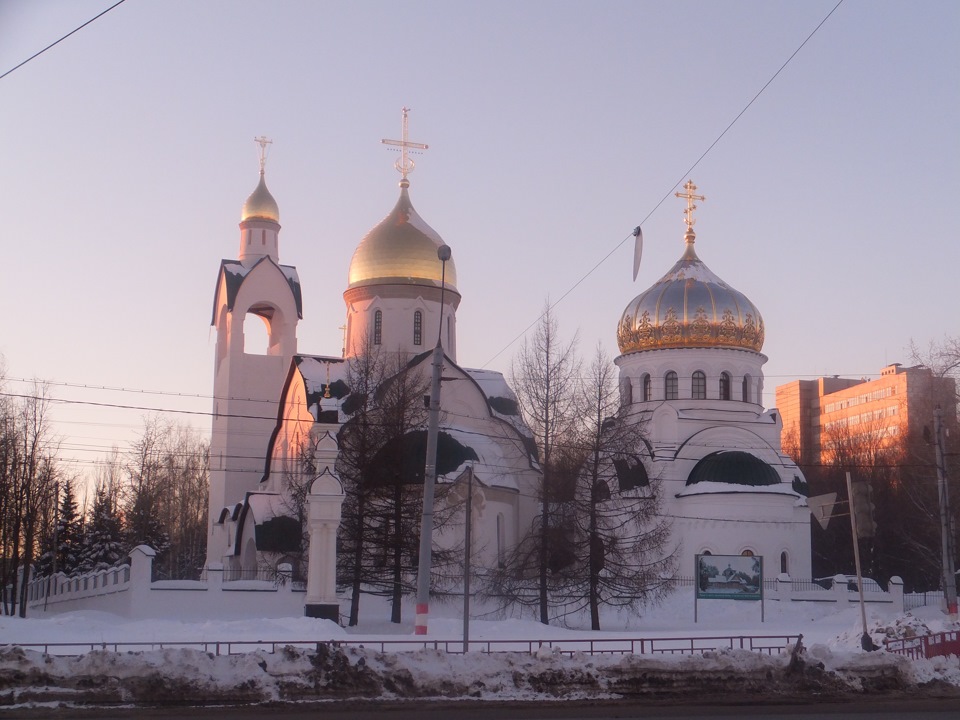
[241,172,280,223]
[617,227,764,354]
[347,180,458,291]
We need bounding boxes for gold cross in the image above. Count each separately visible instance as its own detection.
[254,136,272,174]
[381,107,428,179]
[675,180,705,228]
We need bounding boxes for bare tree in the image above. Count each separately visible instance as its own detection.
[0,379,61,616]
[510,303,581,624]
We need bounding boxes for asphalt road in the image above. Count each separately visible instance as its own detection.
[9,697,960,720]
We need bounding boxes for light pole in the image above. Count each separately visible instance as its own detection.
[415,243,451,635]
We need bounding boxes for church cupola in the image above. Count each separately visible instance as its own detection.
[239,136,281,266]
[343,109,461,360]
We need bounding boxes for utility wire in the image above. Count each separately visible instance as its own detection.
[481,0,846,369]
[0,0,128,82]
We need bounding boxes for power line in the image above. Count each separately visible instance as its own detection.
[481,0,846,368]
[0,0,128,82]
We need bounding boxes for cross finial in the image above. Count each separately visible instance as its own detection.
[254,136,272,175]
[675,180,705,229]
[381,107,428,180]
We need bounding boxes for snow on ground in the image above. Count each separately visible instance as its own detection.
[1,590,959,709]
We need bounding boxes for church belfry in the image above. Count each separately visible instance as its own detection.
[207,138,303,564]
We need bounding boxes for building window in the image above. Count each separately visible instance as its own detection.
[741,549,754,557]
[742,375,751,403]
[665,371,678,400]
[692,371,706,399]
[780,551,789,574]
[374,310,382,345]
[719,372,731,400]
[497,513,506,569]
[447,316,452,347]
[642,374,652,402]
[413,310,422,346]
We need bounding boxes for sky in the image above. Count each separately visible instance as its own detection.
[1,0,957,483]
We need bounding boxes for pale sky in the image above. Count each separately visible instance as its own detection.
[1,0,957,481]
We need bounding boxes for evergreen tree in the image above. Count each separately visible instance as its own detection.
[36,481,84,577]
[78,483,126,573]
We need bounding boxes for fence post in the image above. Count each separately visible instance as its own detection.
[888,576,904,613]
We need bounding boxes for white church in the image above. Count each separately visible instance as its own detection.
[203,120,811,620]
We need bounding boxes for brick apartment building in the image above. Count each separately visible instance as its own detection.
[775,364,957,467]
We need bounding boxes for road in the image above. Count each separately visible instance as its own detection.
[10,697,960,720]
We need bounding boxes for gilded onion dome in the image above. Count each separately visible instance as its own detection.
[347,179,458,291]
[241,172,280,223]
[617,226,764,354]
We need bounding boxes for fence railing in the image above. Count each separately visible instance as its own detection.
[6,633,801,658]
[885,630,960,660]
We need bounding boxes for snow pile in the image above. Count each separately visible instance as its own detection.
[2,589,960,709]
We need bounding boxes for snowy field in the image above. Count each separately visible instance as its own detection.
[2,590,959,710]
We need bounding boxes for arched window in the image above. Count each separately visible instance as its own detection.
[496,513,506,569]
[374,310,383,345]
[413,310,423,346]
[692,371,706,399]
[642,374,652,402]
[780,551,789,575]
[742,374,751,403]
[665,371,678,400]
[741,549,754,557]
[719,372,731,400]
[701,550,712,555]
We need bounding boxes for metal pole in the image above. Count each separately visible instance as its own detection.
[934,406,958,616]
[463,464,472,652]
[846,472,871,650]
[415,245,451,636]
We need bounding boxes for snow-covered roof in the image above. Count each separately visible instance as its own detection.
[675,481,802,499]
[211,257,303,324]
[292,355,349,422]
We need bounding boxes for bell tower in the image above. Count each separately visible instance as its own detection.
[207,138,303,566]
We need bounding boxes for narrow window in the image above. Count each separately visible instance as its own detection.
[374,310,382,345]
[413,310,422,346]
[496,513,505,569]
[719,372,731,400]
[692,371,706,399]
[261,229,266,245]
[742,375,751,403]
[642,374,652,402]
[780,551,789,575]
[665,371,678,400]
[447,316,452,347]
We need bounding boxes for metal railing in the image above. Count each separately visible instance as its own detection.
[6,633,800,658]
[885,630,960,660]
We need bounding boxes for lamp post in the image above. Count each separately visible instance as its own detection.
[415,243,451,635]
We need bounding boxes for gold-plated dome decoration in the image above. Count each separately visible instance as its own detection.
[240,136,280,223]
[347,179,458,291]
[347,108,457,291]
[617,181,764,354]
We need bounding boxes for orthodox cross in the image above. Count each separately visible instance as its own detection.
[381,107,428,179]
[675,180,705,228]
[254,135,272,174]
[339,324,347,358]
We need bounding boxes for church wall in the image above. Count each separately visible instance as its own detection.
[344,284,458,361]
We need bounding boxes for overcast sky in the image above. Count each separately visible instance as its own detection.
[1,0,956,479]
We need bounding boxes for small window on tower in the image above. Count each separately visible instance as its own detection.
[720,372,731,400]
[665,371,678,400]
[692,371,706,399]
[642,374,652,402]
[374,310,382,345]
[414,311,422,346]
[261,229,266,245]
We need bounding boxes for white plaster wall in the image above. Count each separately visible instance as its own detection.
[345,290,457,362]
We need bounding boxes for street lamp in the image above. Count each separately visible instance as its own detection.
[415,243,451,635]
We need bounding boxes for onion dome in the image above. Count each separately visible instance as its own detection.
[617,225,764,354]
[241,172,280,223]
[347,179,457,291]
